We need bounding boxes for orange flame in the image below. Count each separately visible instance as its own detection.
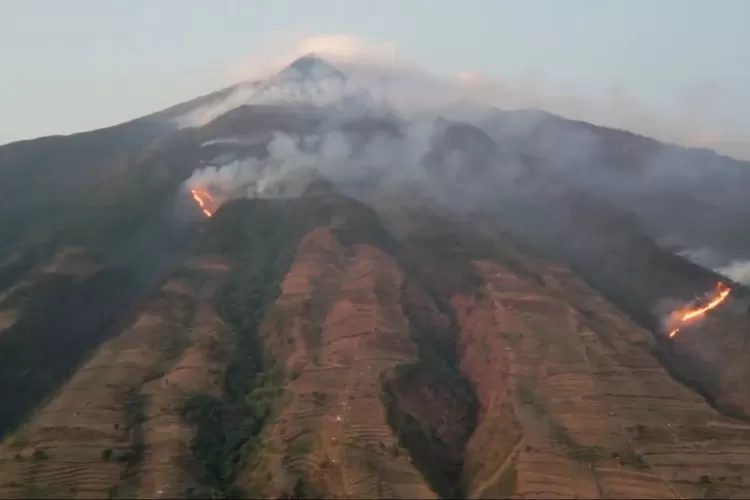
[668,282,731,338]
[190,189,213,217]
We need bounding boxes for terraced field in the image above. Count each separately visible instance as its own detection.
[240,229,435,498]
[0,256,230,499]
[446,255,750,499]
[2,193,750,499]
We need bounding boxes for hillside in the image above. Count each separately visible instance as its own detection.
[1,54,750,498]
[0,187,749,498]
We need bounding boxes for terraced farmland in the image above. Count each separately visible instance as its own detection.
[0,257,230,499]
[2,193,750,499]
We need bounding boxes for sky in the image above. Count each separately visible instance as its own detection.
[2,0,749,158]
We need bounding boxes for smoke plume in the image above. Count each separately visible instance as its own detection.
[176,34,750,278]
[677,248,750,286]
[716,260,750,285]
[184,119,450,209]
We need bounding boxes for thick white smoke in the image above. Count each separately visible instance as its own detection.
[183,118,449,211]
[677,247,750,285]
[175,34,750,276]
[715,260,750,285]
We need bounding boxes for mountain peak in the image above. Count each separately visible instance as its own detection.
[277,53,348,83]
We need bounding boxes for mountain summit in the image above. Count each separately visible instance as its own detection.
[249,53,390,113]
[165,53,390,125]
[276,53,349,84]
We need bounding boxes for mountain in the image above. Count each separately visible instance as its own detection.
[1,55,750,499]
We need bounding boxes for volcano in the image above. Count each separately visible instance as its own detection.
[1,55,750,499]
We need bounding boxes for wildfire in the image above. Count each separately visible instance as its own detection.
[190,188,214,217]
[668,282,732,338]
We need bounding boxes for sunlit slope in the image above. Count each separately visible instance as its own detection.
[2,188,750,499]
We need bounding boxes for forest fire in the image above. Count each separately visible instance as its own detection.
[668,282,732,338]
[190,188,214,217]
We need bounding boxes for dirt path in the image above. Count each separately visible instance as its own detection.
[469,436,523,499]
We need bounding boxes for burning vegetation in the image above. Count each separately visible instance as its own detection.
[667,282,732,338]
[190,188,214,217]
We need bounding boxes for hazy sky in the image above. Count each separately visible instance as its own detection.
[2,0,749,158]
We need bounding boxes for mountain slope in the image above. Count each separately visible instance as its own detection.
[478,108,750,263]
[2,54,750,499]
[2,188,750,499]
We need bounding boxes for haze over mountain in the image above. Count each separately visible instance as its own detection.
[1,51,750,499]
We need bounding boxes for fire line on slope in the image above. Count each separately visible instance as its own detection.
[190,188,214,217]
[668,282,732,338]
